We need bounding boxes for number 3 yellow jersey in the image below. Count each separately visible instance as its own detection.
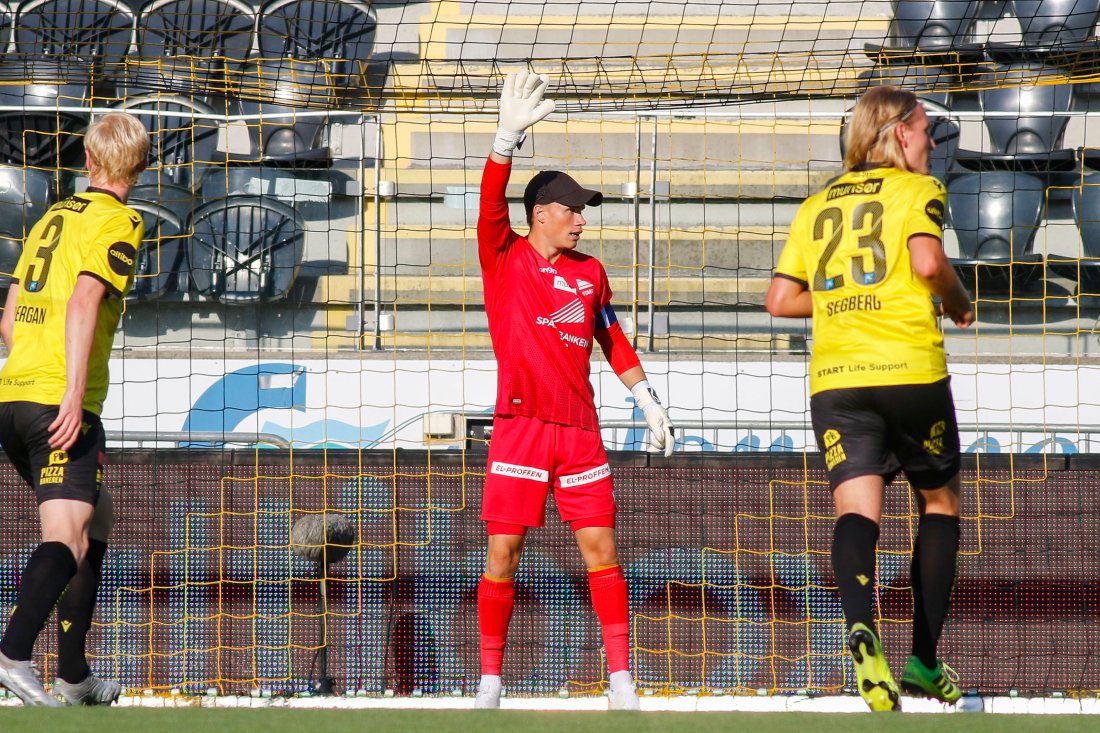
[775,166,948,395]
[0,190,143,414]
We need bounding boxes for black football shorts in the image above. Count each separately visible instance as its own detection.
[809,377,961,491]
[0,401,104,505]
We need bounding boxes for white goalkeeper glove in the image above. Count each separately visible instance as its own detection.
[493,70,556,157]
[631,380,675,457]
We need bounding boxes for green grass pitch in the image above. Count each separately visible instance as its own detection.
[0,709,1096,733]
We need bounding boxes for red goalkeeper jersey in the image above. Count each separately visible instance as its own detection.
[478,158,613,431]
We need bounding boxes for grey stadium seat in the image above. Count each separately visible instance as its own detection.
[954,50,1077,174]
[12,0,134,74]
[948,60,1074,295]
[132,0,254,95]
[115,94,218,204]
[188,196,305,302]
[0,3,12,54]
[0,166,54,240]
[126,195,188,300]
[0,83,88,169]
[0,0,135,169]
[892,0,980,49]
[0,166,56,292]
[947,171,1046,294]
[256,0,375,88]
[235,0,377,163]
[1012,0,1100,46]
[1051,165,1100,301]
[980,65,1073,157]
[113,94,218,284]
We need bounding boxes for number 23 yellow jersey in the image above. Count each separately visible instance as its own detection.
[0,190,143,415]
[775,166,948,395]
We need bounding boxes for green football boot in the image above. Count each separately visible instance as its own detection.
[900,655,962,704]
[847,623,901,712]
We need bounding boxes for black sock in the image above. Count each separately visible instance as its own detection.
[0,542,78,661]
[57,539,108,683]
[911,513,961,669]
[832,513,880,634]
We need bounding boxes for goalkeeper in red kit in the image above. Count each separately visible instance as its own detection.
[473,71,675,711]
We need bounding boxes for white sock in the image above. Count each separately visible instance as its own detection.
[479,674,502,692]
[609,670,634,690]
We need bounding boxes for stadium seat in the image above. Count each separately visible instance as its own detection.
[1051,169,1100,302]
[188,195,305,302]
[0,237,20,293]
[199,166,339,221]
[230,78,334,164]
[920,99,962,183]
[857,61,952,104]
[892,0,981,49]
[0,83,88,169]
[947,171,1046,294]
[948,60,1075,294]
[132,0,254,96]
[235,0,377,163]
[0,4,12,53]
[12,0,135,74]
[979,65,1072,157]
[0,165,54,240]
[115,94,218,195]
[256,0,375,88]
[126,195,188,300]
[0,166,55,292]
[953,57,1076,175]
[1011,0,1100,46]
[0,0,136,168]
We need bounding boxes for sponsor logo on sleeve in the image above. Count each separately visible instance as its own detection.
[925,199,945,228]
[108,241,137,276]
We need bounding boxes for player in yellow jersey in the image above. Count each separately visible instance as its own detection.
[0,112,148,706]
[766,86,973,712]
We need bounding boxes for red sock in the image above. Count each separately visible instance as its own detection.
[478,575,515,675]
[588,565,631,673]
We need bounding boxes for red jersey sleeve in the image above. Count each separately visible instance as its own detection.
[478,157,522,273]
[593,263,641,375]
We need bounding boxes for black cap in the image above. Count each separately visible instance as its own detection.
[523,170,603,219]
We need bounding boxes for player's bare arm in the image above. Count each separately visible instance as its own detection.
[0,285,17,351]
[765,275,813,318]
[48,275,107,451]
[907,234,974,328]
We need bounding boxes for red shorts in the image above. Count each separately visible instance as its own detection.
[481,414,615,528]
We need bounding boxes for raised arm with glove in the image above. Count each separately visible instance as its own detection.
[492,70,557,158]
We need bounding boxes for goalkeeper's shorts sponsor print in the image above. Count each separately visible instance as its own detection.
[482,414,614,528]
